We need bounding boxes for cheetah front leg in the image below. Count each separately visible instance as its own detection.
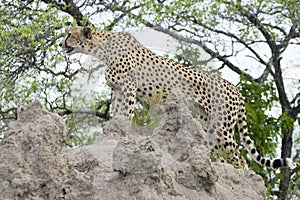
[112,72,137,119]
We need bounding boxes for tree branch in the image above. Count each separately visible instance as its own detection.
[189,15,274,75]
[101,1,144,31]
[41,0,91,26]
[233,2,277,52]
[291,92,300,105]
[35,59,80,78]
[149,25,254,80]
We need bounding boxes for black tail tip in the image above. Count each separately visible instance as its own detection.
[272,158,293,168]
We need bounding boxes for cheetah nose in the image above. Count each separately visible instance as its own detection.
[59,42,65,48]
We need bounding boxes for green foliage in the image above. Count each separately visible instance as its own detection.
[0,1,107,146]
[237,74,299,198]
[0,1,70,133]
[289,160,300,199]
[278,112,295,134]
[65,130,100,147]
[211,148,240,168]
[132,103,164,135]
[238,75,278,153]
[132,103,152,127]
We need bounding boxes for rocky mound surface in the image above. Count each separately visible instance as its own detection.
[0,91,266,200]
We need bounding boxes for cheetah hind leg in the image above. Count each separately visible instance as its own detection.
[212,140,246,169]
[194,104,246,168]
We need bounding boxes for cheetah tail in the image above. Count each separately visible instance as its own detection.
[238,104,293,169]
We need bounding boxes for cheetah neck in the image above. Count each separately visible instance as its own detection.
[87,30,116,64]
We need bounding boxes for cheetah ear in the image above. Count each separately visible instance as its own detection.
[82,26,92,39]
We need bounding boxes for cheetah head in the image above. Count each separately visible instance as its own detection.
[59,26,93,55]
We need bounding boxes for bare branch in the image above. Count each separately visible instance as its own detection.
[41,0,92,26]
[255,67,270,83]
[103,2,143,30]
[290,103,300,118]
[291,93,300,105]
[150,25,254,80]
[188,16,274,72]
[58,99,111,120]
[235,4,277,51]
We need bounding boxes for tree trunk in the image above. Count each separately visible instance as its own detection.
[279,128,293,200]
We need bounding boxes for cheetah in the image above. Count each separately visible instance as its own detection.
[60,26,292,169]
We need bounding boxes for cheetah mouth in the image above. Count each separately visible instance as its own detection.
[66,47,74,54]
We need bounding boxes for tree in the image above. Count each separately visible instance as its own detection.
[0,0,110,145]
[0,0,299,199]
[0,1,72,132]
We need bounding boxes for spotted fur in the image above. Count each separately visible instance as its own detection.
[60,26,292,169]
